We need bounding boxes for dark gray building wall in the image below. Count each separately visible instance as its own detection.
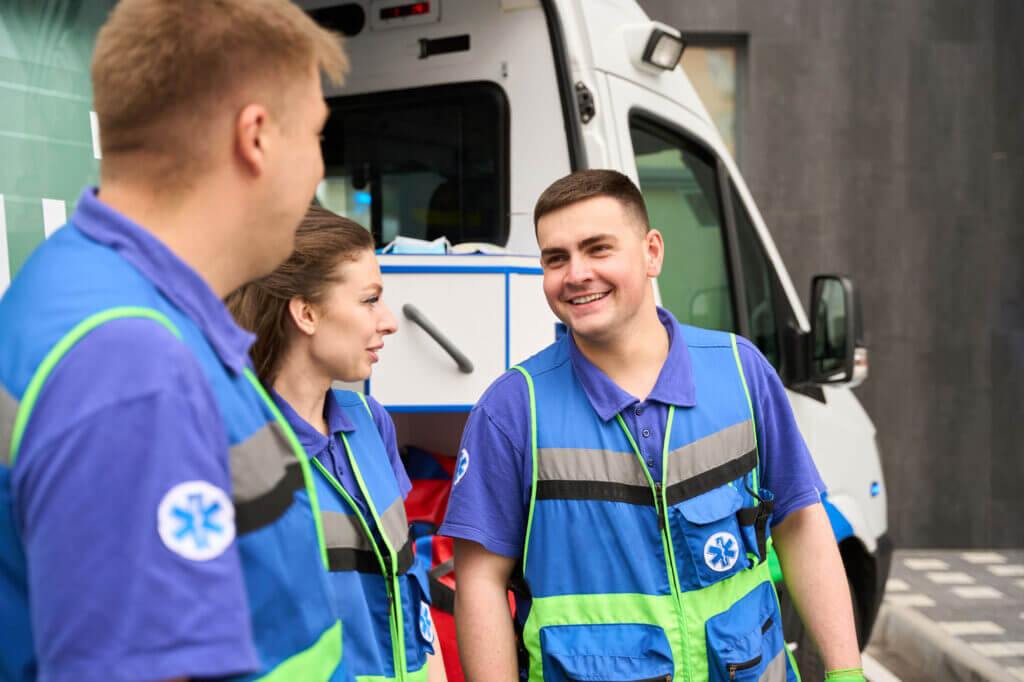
[636,0,1024,547]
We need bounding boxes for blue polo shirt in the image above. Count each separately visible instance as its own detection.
[7,189,258,680]
[439,307,825,559]
[271,389,411,519]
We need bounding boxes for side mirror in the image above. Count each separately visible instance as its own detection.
[809,275,867,386]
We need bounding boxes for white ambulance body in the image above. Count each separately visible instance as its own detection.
[0,0,890,672]
[305,0,892,669]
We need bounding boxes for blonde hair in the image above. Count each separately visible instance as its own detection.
[92,0,348,189]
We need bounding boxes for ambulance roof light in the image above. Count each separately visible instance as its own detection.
[642,28,686,71]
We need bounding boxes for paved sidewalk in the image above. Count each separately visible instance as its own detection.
[872,549,1024,681]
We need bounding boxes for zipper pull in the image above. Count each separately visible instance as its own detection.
[655,483,665,531]
[728,664,737,680]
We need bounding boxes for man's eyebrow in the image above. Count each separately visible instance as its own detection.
[578,233,617,249]
[540,246,568,258]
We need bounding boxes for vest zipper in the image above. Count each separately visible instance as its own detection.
[312,449,408,681]
[615,411,688,682]
[726,654,762,680]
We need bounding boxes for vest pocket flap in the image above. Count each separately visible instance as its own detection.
[539,623,674,681]
[705,582,789,682]
[676,485,742,525]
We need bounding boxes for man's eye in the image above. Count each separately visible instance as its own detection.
[364,296,379,304]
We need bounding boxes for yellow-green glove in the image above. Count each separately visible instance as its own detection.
[825,667,866,681]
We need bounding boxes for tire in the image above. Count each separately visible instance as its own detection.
[777,578,863,680]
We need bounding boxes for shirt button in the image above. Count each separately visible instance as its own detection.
[646,458,655,467]
[635,406,643,416]
[641,428,651,438]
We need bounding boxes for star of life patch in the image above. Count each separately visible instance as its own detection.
[454,448,469,486]
[157,480,236,561]
[703,531,740,572]
[419,600,435,643]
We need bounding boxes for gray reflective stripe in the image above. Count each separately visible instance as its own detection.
[537,447,649,487]
[379,496,409,550]
[664,419,755,489]
[0,385,18,467]
[321,510,371,551]
[230,421,297,502]
[759,649,786,681]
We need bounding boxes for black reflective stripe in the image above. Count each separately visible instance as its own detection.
[327,548,382,574]
[234,461,304,535]
[430,578,456,615]
[326,537,416,575]
[664,449,757,506]
[536,480,655,506]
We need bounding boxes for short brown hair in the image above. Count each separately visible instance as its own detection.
[92,0,348,190]
[533,169,650,232]
[226,206,374,386]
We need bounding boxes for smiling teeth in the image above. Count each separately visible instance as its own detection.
[570,292,608,304]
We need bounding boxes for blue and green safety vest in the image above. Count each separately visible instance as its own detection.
[512,323,798,682]
[312,390,434,682]
[0,226,343,680]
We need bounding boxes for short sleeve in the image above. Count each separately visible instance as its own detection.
[737,339,825,527]
[11,319,257,681]
[365,394,411,499]
[438,371,532,558]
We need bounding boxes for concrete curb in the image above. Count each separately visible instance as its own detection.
[873,603,1010,682]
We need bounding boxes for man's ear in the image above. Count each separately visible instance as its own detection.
[287,296,318,336]
[235,103,269,177]
[644,228,665,278]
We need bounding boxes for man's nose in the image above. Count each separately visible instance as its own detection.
[565,254,592,285]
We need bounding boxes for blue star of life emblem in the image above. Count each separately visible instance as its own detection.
[419,601,435,643]
[703,532,739,572]
[454,448,470,486]
[158,481,236,561]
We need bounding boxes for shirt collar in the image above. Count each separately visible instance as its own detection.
[270,389,357,454]
[568,306,696,421]
[70,187,256,374]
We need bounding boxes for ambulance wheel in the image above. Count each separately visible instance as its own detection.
[778,578,862,680]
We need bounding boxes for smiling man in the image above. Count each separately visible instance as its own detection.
[440,170,864,682]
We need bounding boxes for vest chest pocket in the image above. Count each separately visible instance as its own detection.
[705,582,790,682]
[538,623,673,682]
[667,485,750,591]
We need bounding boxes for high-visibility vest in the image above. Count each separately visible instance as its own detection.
[312,392,435,682]
[0,224,342,681]
[512,324,796,682]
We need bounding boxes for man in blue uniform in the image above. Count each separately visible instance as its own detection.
[0,1,350,680]
[441,170,865,681]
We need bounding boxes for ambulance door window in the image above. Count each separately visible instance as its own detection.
[630,116,736,333]
[730,181,780,368]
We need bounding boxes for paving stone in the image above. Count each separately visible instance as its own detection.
[938,620,1006,635]
[904,557,949,570]
[962,552,1008,564]
[989,564,1024,577]
[952,585,1005,599]
[926,571,975,584]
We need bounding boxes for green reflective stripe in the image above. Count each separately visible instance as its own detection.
[339,430,408,680]
[244,368,330,570]
[511,365,539,571]
[256,619,342,682]
[1,384,18,467]
[730,334,759,493]
[664,419,755,489]
[537,447,650,486]
[322,509,372,551]
[9,306,182,465]
[230,421,297,502]
[358,392,374,418]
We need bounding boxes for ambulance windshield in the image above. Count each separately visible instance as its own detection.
[317,82,509,248]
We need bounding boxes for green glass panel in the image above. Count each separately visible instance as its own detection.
[0,1,115,284]
[630,119,735,333]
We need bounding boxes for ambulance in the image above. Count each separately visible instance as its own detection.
[0,0,891,677]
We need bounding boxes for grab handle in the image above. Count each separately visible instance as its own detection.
[402,304,474,374]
